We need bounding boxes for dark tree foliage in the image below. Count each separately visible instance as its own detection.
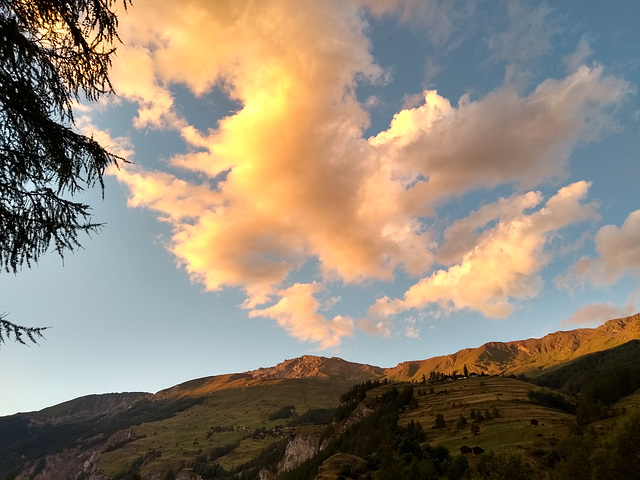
[547,410,640,479]
[208,441,240,462]
[231,439,288,480]
[288,407,335,426]
[533,340,640,422]
[268,405,296,421]
[335,379,382,422]
[0,316,47,345]
[1,0,127,345]
[527,389,576,414]
[475,452,533,480]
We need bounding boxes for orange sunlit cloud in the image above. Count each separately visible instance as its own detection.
[558,209,640,289]
[368,182,599,319]
[103,0,632,348]
[561,301,638,327]
[249,283,355,349]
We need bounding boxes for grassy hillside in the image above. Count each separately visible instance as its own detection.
[97,377,356,479]
[398,376,575,455]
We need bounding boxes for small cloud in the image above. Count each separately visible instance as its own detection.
[564,36,593,73]
[364,95,383,110]
[562,301,637,327]
[357,315,394,337]
[423,58,443,87]
[486,2,560,67]
[404,317,420,339]
[249,283,355,349]
[559,209,640,289]
[401,92,427,110]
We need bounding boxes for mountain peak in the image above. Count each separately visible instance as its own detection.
[247,355,385,381]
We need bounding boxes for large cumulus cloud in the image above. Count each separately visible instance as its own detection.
[100,0,632,347]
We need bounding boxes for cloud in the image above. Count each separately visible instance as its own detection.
[369,67,631,211]
[559,209,640,289]
[369,182,599,319]
[106,0,631,348]
[376,0,475,49]
[486,2,559,66]
[248,283,354,349]
[403,317,420,339]
[564,36,593,74]
[562,301,638,327]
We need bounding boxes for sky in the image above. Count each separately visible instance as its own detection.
[1,0,639,417]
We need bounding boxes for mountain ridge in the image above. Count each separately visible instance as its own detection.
[2,312,640,480]
[6,312,640,418]
[151,312,640,401]
[384,312,640,381]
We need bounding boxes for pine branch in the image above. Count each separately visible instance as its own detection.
[0,313,49,347]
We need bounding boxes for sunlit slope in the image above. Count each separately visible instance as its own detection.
[397,376,574,454]
[385,312,640,381]
[156,356,385,399]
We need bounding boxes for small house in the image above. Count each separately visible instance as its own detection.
[472,446,485,455]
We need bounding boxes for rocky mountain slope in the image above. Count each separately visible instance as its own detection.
[384,312,640,381]
[30,392,149,425]
[247,355,385,381]
[156,312,640,400]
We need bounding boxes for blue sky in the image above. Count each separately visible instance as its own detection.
[1,0,639,416]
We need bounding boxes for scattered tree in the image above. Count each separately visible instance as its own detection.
[456,414,467,428]
[434,413,446,429]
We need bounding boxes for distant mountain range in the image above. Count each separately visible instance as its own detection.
[160,312,640,395]
[2,312,639,480]
[385,312,640,381]
[10,312,640,413]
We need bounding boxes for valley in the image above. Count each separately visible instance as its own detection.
[2,312,640,479]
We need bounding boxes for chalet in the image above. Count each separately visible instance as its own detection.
[530,419,539,426]
[460,445,472,455]
[472,446,485,455]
